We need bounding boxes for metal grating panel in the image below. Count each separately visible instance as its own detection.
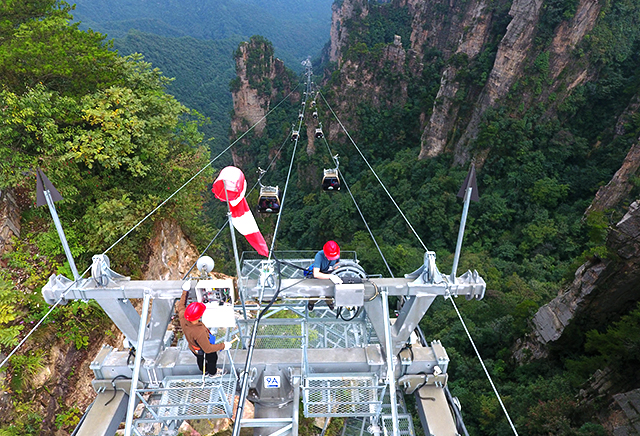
[303,374,384,417]
[238,320,304,349]
[307,319,370,349]
[381,414,415,436]
[342,418,368,436]
[160,377,235,417]
[133,374,237,426]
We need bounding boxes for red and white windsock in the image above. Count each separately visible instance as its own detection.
[212,166,269,256]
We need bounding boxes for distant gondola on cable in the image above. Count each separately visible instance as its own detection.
[298,112,304,120]
[292,125,300,141]
[322,155,341,191]
[256,168,281,213]
[257,186,281,213]
[315,122,324,139]
[312,110,318,119]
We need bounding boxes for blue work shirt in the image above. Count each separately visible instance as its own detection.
[313,250,338,274]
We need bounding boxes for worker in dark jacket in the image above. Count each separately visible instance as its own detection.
[177,290,231,376]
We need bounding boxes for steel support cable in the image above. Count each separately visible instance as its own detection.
[267,87,307,259]
[232,80,308,436]
[0,264,92,370]
[448,296,519,436]
[317,92,428,252]
[181,223,229,280]
[102,83,300,257]
[319,136,394,278]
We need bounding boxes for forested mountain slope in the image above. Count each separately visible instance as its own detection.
[0,2,216,432]
[113,31,243,156]
[70,0,333,153]
[71,0,333,69]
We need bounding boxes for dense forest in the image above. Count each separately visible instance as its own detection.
[113,31,242,155]
[71,0,333,69]
[70,0,333,158]
[1,0,640,435]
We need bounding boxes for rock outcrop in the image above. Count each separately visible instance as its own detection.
[515,200,640,361]
[417,0,493,158]
[230,36,298,169]
[231,41,274,138]
[0,188,21,258]
[329,0,369,64]
[144,219,200,280]
[453,0,545,164]
[586,140,640,215]
[548,0,600,82]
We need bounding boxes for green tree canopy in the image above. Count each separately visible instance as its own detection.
[0,0,212,273]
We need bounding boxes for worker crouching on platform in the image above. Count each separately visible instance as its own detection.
[177,290,231,376]
[308,240,343,311]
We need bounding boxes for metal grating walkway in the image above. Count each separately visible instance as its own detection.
[132,374,237,435]
[303,374,385,417]
[381,414,415,436]
[236,309,377,350]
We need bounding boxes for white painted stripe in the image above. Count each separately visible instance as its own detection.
[229,180,246,207]
[232,212,259,235]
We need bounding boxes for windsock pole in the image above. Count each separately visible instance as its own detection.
[36,169,80,281]
[224,183,244,311]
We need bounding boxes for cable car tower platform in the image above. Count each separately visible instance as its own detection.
[42,246,484,436]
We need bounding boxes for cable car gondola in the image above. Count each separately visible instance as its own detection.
[322,155,340,191]
[312,110,318,119]
[257,185,281,213]
[292,130,299,141]
[298,112,304,120]
[315,123,324,139]
[322,169,340,191]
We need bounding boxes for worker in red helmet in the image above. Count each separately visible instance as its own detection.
[177,290,231,376]
[308,240,343,311]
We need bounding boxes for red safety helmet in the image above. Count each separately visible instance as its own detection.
[184,302,206,322]
[323,240,340,260]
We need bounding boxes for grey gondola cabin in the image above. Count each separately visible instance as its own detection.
[322,169,340,191]
[257,186,281,213]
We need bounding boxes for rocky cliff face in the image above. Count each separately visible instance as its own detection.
[326,35,413,140]
[144,219,200,280]
[327,0,609,166]
[329,0,368,64]
[230,36,298,169]
[516,200,640,361]
[413,0,494,158]
[231,40,276,138]
[451,0,546,164]
[0,188,21,259]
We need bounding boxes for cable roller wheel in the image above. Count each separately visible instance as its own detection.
[332,260,367,279]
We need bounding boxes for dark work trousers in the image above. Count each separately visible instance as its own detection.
[195,352,218,376]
